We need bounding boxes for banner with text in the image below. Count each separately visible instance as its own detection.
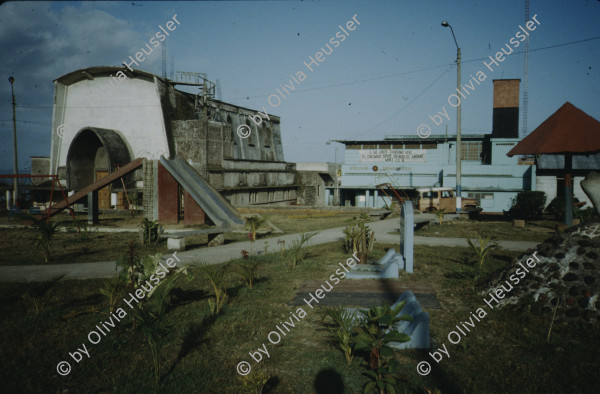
[358,149,426,163]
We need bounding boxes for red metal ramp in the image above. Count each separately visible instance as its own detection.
[159,156,245,229]
[44,158,144,217]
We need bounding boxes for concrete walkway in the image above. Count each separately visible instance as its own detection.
[0,217,539,282]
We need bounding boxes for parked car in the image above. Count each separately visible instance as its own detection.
[415,187,480,214]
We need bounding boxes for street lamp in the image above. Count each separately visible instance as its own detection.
[441,20,462,213]
[9,76,18,207]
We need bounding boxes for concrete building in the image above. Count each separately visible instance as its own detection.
[295,162,341,206]
[34,66,300,226]
[329,79,536,213]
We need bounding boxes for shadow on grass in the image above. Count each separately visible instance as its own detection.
[263,376,280,393]
[165,314,217,377]
[225,283,248,299]
[170,288,209,307]
[61,292,104,310]
[413,349,462,394]
[314,368,344,393]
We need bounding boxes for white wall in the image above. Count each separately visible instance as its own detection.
[536,176,557,208]
[53,75,169,171]
[536,175,593,208]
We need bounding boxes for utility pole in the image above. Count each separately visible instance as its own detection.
[442,21,462,213]
[9,76,18,207]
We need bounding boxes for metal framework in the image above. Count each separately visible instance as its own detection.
[0,174,75,223]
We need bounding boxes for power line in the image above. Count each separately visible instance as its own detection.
[227,63,452,101]
[350,67,452,138]
[8,35,600,111]
[461,35,600,65]
[349,34,600,139]
[227,34,600,101]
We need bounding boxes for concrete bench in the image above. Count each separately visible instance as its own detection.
[388,291,430,350]
[156,227,227,250]
[346,248,402,279]
[368,210,393,220]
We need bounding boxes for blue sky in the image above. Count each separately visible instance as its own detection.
[0,0,599,172]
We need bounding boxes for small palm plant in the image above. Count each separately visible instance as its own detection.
[141,218,160,244]
[355,302,412,394]
[320,307,360,365]
[343,214,375,263]
[466,234,499,272]
[34,219,61,264]
[100,276,125,313]
[286,232,318,268]
[246,215,267,242]
[20,213,62,264]
[233,255,262,289]
[434,208,446,225]
[198,261,228,314]
[21,275,64,315]
[132,273,180,386]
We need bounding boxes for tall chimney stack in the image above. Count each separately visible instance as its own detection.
[492,79,520,138]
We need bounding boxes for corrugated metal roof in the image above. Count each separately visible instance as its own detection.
[507,102,600,156]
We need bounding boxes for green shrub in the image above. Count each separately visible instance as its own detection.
[355,302,412,393]
[545,197,566,220]
[577,206,598,222]
[141,218,160,244]
[546,197,597,222]
[507,191,546,220]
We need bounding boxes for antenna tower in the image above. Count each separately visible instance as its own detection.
[161,41,167,79]
[216,78,223,100]
[522,0,530,137]
[170,56,175,80]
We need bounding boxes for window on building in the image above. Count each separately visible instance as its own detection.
[262,123,271,148]
[246,120,255,147]
[422,191,438,199]
[421,142,438,149]
[405,143,420,149]
[345,144,361,150]
[378,144,391,149]
[461,141,482,161]
[467,192,493,206]
[441,190,452,198]
[362,144,377,149]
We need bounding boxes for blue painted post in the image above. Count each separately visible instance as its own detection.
[400,201,414,273]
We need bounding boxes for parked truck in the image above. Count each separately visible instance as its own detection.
[415,187,480,214]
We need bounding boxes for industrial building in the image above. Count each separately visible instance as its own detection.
[32,66,304,228]
[329,79,537,212]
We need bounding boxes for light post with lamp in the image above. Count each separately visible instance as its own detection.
[9,76,19,207]
[441,20,462,213]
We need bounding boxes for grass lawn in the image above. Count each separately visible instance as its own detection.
[0,208,371,265]
[413,216,559,243]
[1,239,597,393]
[238,207,365,234]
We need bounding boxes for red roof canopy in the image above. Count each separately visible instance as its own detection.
[507,102,600,156]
